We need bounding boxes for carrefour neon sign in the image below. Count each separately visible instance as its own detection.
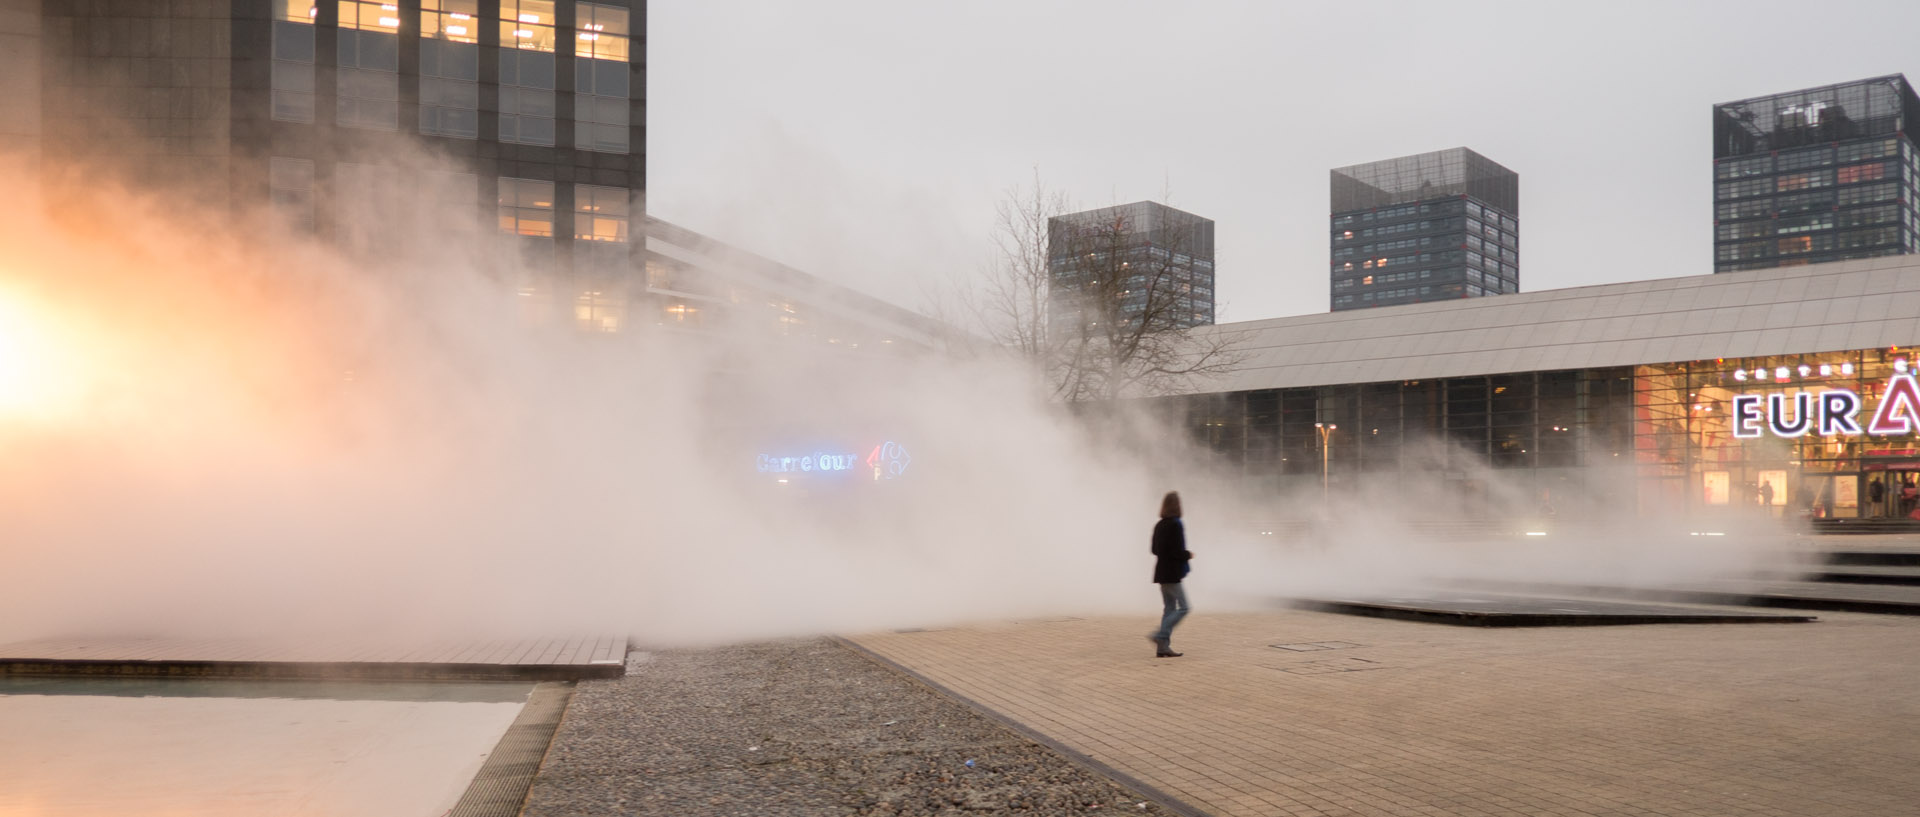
[757,441,911,479]
[1732,374,1920,439]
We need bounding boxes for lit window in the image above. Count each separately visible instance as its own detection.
[338,1,400,130]
[270,5,316,122]
[575,289,623,333]
[499,0,556,51]
[499,1,557,145]
[422,0,477,42]
[498,178,555,237]
[421,0,479,138]
[573,2,631,153]
[573,185,630,242]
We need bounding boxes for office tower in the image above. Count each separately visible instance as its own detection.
[20,1,642,326]
[1713,74,1920,272]
[1330,147,1519,311]
[1046,201,1215,335]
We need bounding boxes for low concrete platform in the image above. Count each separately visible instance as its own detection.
[0,635,629,681]
[1789,564,1920,586]
[1665,578,1920,616]
[1292,592,1817,627]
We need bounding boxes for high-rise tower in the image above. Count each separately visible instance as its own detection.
[1329,147,1518,311]
[1712,75,1920,272]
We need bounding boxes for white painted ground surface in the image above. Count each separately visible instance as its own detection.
[0,685,526,816]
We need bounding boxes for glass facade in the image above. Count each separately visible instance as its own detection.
[1330,148,1519,311]
[1158,346,1920,522]
[1712,76,1920,273]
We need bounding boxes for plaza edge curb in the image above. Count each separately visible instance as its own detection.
[832,636,1216,817]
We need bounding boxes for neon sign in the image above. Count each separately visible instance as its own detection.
[757,452,858,474]
[1732,374,1920,439]
[757,441,912,480]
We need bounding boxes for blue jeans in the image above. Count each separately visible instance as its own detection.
[1153,582,1190,645]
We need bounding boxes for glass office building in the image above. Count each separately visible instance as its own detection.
[1712,75,1920,273]
[1152,258,1920,524]
[1047,201,1216,334]
[1330,148,1519,312]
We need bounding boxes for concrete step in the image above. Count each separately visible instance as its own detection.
[1824,549,1920,568]
[1290,592,1816,628]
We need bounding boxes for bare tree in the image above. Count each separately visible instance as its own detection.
[1043,200,1248,403]
[936,173,1247,402]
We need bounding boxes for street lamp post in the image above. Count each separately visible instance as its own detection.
[1315,422,1336,512]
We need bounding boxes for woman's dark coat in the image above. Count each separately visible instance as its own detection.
[1151,517,1190,584]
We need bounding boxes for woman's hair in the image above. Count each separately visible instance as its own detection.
[1159,491,1182,519]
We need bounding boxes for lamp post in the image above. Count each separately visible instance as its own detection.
[1315,422,1336,512]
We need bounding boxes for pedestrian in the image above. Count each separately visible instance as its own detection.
[1869,478,1886,517]
[1148,491,1193,658]
[1758,479,1774,511]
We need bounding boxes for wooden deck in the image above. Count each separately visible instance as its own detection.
[0,634,630,681]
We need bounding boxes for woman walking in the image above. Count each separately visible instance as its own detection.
[1149,491,1193,658]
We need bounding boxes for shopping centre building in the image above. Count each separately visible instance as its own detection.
[1153,256,1920,523]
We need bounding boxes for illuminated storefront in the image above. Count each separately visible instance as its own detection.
[1637,349,1920,519]
[1148,258,1920,524]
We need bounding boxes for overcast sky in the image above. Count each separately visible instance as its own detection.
[647,1,1920,324]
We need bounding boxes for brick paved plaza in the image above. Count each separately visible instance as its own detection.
[849,607,1920,817]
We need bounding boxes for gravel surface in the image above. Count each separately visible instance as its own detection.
[520,638,1181,817]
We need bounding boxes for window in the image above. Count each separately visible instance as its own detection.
[424,169,480,235]
[1838,162,1888,185]
[421,0,479,138]
[1717,198,1771,220]
[1716,155,1772,179]
[269,157,314,229]
[1837,139,1898,163]
[498,178,555,237]
[334,162,410,248]
[1716,177,1774,199]
[1775,170,1833,192]
[573,2,630,153]
[500,1,556,145]
[1773,214,1833,236]
[1838,204,1898,229]
[1775,147,1834,172]
[575,289,623,333]
[1837,182,1897,207]
[271,3,316,122]
[1838,226,1900,250]
[573,185,630,242]
[499,0,556,50]
[1776,235,1832,255]
[1774,190,1834,215]
[337,1,400,130]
